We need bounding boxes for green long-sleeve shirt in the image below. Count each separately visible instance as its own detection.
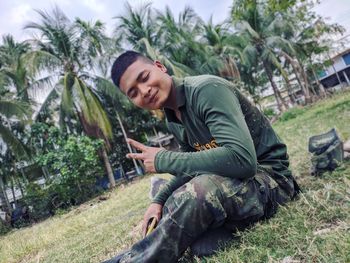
[153,75,296,205]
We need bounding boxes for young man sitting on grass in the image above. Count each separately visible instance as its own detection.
[103,51,300,263]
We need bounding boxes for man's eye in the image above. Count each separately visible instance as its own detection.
[129,89,137,98]
[142,73,150,82]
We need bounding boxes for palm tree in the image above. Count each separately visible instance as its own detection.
[231,0,292,112]
[269,1,344,102]
[0,35,32,103]
[116,2,156,51]
[0,98,31,214]
[0,170,12,216]
[200,18,243,80]
[24,7,116,187]
[156,5,203,71]
[115,3,192,77]
[0,99,30,159]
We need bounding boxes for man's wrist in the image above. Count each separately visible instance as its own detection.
[151,199,165,206]
[154,149,167,173]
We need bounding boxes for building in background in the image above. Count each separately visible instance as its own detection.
[318,47,350,90]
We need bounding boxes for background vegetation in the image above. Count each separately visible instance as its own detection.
[0,0,349,258]
[0,91,349,262]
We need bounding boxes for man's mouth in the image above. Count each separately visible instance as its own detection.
[149,90,158,104]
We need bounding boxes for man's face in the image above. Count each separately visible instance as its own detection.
[119,59,173,110]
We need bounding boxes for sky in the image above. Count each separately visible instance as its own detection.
[0,0,349,42]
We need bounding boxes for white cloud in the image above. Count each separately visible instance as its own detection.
[9,4,32,25]
[0,0,349,43]
[81,0,107,15]
[314,0,350,33]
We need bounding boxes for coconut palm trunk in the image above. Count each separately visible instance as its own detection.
[281,51,311,104]
[284,78,296,104]
[0,176,12,214]
[116,111,143,175]
[297,58,313,103]
[9,176,17,207]
[309,61,327,98]
[263,61,288,112]
[101,146,116,188]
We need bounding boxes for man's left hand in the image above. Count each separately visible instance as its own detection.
[126,138,163,173]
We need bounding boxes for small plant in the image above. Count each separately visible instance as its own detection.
[262,107,277,119]
[278,107,307,122]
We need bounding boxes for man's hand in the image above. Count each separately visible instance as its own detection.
[142,203,163,237]
[126,138,163,173]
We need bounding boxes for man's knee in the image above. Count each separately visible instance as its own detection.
[171,174,222,204]
[164,174,227,230]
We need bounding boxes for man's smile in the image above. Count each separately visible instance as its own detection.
[149,90,158,104]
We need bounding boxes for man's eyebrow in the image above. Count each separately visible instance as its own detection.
[136,70,146,82]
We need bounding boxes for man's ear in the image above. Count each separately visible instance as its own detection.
[154,60,167,73]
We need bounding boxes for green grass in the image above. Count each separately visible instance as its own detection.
[1,92,350,263]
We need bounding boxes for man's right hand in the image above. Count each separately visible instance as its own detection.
[142,203,163,237]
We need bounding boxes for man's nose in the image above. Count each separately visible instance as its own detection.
[140,84,151,97]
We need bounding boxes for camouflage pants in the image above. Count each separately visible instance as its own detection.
[122,169,291,263]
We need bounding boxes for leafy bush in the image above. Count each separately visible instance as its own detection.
[24,182,53,220]
[0,220,11,235]
[25,132,104,218]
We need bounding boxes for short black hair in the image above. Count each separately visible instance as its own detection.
[111,51,153,88]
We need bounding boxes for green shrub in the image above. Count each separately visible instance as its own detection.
[0,220,11,235]
[25,134,104,219]
[24,182,53,220]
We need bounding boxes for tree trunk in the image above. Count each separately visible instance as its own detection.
[319,83,328,98]
[281,51,311,104]
[297,60,313,103]
[309,60,328,98]
[285,79,296,105]
[20,168,28,184]
[101,146,115,188]
[0,176,12,213]
[263,61,288,112]
[327,52,343,89]
[116,111,143,175]
[9,176,17,207]
[42,167,49,180]
[16,176,24,198]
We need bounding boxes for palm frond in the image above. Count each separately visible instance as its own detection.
[0,100,30,120]
[72,78,112,140]
[235,21,260,40]
[23,50,61,76]
[33,81,61,121]
[0,123,29,159]
[60,73,75,118]
[93,76,129,107]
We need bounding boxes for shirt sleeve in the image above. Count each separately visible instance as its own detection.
[152,124,196,205]
[152,173,194,205]
[155,79,257,179]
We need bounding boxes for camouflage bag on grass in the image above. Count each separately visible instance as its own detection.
[309,128,344,176]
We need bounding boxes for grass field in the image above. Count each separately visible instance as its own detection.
[1,91,349,263]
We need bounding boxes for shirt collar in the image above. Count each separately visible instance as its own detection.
[164,76,185,123]
[172,76,186,108]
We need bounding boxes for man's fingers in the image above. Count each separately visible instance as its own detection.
[142,217,158,237]
[127,138,147,151]
[126,153,144,160]
[142,220,147,237]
